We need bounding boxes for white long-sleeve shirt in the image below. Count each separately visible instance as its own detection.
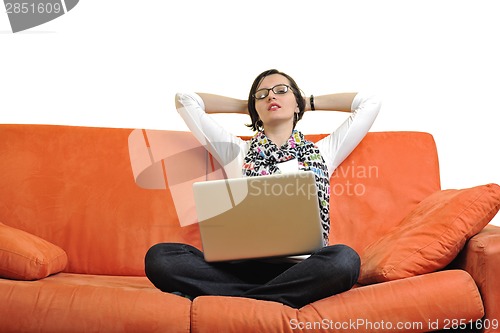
[175,92,381,178]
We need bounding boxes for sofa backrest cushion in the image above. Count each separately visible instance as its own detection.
[0,125,200,276]
[131,130,442,257]
[308,132,441,254]
[0,125,441,276]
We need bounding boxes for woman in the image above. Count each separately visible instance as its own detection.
[145,69,381,308]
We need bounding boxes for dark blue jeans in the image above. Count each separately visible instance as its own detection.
[144,243,360,309]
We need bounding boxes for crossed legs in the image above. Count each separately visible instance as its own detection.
[145,243,360,309]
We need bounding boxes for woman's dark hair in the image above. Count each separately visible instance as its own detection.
[246,69,306,132]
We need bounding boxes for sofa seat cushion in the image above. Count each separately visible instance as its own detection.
[0,222,68,280]
[359,183,500,285]
[0,273,191,333]
[190,270,483,333]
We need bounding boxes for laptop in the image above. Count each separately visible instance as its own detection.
[192,171,324,262]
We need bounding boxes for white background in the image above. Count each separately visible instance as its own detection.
[1,0,499,224]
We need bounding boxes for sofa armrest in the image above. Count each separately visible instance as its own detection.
[451,224,500,332]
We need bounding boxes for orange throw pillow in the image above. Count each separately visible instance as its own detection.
[0,222,68,280]
[359,183,500,285]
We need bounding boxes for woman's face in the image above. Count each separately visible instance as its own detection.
[254,74,298,130]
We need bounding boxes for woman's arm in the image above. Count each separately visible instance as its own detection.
[315,93,382,175]
[306,93,358,113]
[190,93,248,115]
[193,92,355,114]
[175,92,247,179]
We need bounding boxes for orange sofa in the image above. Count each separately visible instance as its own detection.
[1,124,500,333]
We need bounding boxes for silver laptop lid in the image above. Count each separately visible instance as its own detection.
[193,171,323,262]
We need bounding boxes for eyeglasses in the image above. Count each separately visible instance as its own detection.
[253,84,292,100]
